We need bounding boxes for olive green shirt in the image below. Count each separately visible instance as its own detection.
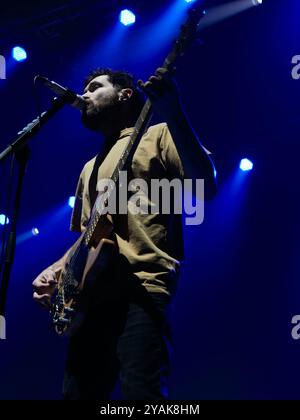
[70,123,184,296]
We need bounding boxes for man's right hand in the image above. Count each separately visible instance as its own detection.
[32,269,58,310]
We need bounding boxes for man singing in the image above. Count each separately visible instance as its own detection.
[32,67,216,400]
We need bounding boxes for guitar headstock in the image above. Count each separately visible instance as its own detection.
[163,0,206,71]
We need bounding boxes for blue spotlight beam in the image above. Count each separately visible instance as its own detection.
[198,0,263,32]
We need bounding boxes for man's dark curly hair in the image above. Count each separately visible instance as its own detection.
[84,68,145,118]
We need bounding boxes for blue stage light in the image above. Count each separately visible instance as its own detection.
[185,0,197,3]
[0,214,9,225]
[252,0,263,5]
[68,196,76,209]
[240,158,254,172]
[120,9,136,26]
[32,228,40,236]
[12,46,27,62]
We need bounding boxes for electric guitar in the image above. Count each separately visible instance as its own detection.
[51,1,205,335]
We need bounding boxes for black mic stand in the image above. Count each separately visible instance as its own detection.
[0,95,74,337]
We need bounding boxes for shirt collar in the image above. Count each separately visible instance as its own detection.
[119,127,135,139]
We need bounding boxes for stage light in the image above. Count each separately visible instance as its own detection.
[185,0,197,3]
[32,228,40,236]
[12,46,27,62]
[252,0,263,5]
[240,158,253,172]
[120,9,136,26]
[68,196,76,209]
[0,214,9,225]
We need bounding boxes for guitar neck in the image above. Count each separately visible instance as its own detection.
[111,98,153,179]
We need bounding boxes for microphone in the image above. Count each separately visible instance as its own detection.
[35,75,86,110]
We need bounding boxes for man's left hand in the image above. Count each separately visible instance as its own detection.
[138,68,182,121]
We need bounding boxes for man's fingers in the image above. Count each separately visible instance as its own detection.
[33,292,51,301]
[138,74,174,94]
[43,270,57,282]
[33,270,57,288]
[32,269,58,310]
[155,67,176,78]
[149,75,162,82]
[33,281,57,294]
[33,292,52,309]
[138,78,161,88]
[47,278,58,285]
[155,68,167,77]
[137,79,159,99]
[137,79,146,90]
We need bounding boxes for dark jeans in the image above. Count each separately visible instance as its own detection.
[63,263,172,400]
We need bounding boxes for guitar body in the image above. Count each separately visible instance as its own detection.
[52,216,118,336]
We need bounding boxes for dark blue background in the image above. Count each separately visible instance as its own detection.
[0,0,299,400]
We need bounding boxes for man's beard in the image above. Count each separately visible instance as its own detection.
[81,99,122,132]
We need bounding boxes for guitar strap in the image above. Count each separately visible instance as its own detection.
[88,152,105,210]
[88,117,152,211]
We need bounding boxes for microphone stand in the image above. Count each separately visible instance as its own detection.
[0,95,74,336]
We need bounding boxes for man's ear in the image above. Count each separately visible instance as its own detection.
[119,88,133,101]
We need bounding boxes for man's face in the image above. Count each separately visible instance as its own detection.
[81,74,121,131]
